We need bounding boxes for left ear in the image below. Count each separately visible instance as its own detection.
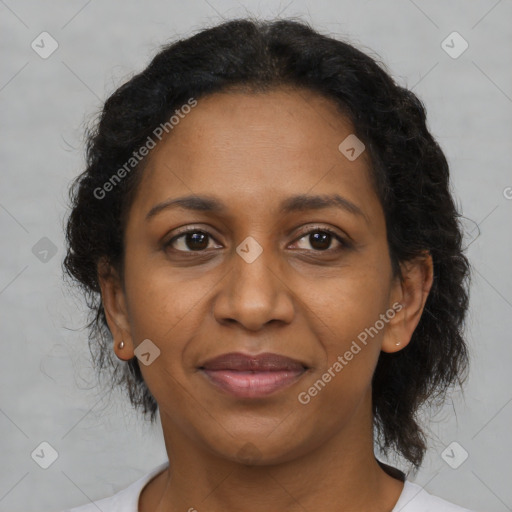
[381,251,434,353]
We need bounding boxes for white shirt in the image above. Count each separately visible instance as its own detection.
[62,462,475,512]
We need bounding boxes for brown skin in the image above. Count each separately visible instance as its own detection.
[98,87,433,512]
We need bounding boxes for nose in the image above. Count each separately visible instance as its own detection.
[213,242,295,332]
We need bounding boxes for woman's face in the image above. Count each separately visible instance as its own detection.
[103,88,413,464]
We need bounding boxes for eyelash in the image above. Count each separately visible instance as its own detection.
[164,225,349,254]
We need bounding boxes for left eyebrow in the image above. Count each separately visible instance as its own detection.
[145,193,368,224]
[279,193,368,223]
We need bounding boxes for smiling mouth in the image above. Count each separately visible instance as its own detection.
[198,352,309,398]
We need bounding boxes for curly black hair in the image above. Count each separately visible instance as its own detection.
[63,17,470,470]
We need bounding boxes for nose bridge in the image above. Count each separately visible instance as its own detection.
[213,234,294,330]
[235,235,277,295]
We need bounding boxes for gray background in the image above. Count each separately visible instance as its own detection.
[1,1,511,511]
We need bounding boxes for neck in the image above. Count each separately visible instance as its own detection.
[141,391,404,512]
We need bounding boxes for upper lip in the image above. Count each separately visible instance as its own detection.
[199,352,308,371]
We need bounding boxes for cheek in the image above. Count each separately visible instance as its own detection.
[123,243,213,343]
[302,256,392,396]
[121,247,231,400]
[310,262,392,345]
[298,298,384,433]
[122,282,192,417]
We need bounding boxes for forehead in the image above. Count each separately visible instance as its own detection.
[151,88,362,166]
[128,88,380,225]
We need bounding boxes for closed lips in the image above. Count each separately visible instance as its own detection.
[198,352,309,398]
[199,352,308,371]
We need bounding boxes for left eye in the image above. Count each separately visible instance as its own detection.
[292,229,346,251]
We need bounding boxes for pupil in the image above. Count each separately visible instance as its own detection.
[187,232,208,250]
[311,232,331,250]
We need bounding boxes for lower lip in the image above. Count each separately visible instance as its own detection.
[200,369,306,398]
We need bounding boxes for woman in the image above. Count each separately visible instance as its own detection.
[62,17,476,512]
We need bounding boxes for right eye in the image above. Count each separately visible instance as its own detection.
[164,229,222,253]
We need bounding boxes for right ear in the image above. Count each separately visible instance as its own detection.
[97,257,135,361]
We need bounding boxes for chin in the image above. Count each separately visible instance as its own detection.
[202,428,313,467]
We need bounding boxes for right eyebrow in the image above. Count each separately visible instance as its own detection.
[145,195,226,221]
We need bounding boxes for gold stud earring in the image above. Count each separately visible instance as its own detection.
[395,340,401,346]
[118,340,125,349]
